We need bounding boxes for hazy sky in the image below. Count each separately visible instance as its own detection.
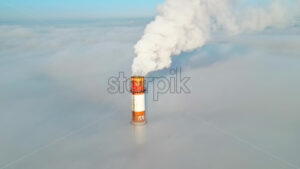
[0,0,164,19]
[1,0,297,19]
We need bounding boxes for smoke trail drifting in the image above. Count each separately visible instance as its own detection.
[132,0,292,76]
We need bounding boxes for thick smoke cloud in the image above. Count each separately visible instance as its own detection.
[132,0,293,75]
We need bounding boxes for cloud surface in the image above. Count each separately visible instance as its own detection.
[0,18,300,169]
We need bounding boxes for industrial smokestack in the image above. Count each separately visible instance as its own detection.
[131,76,146,125]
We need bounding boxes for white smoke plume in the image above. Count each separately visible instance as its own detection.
[132,0,293,76]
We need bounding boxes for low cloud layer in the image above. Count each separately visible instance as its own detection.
[0,19,300,169]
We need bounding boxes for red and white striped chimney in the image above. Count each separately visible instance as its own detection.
[131,76,146,125]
